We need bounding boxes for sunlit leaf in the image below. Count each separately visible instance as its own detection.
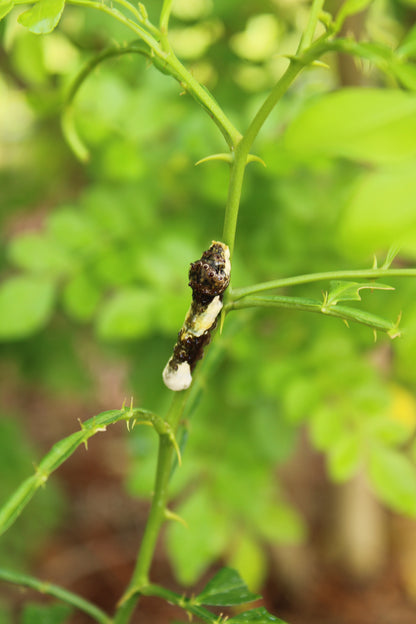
[166,489,229,585]
[0,276,55,340]
[326,281,394,306]
[327,433,361,482]
[96,289,157,340]
[18,0,65,34]
[62,273,102,321]
[284,89,416,165]
[368,444,416,515]
[0,0,14,20]
[8,232,73,276]
[339,162,416,255]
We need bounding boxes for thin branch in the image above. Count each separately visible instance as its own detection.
[0,568,111,624]
[231,267,416,300]
[226,295,401,338]
[297,0,326,53]
[0,407,156,536]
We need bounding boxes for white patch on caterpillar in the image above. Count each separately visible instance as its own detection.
[185,296,223,337]
[162,361,192,392]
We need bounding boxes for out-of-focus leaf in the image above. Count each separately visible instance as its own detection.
[256,503,305,544]
[339,162,416,255]
[95,288,157,340]
[47,209,99,254]
[196,568,260,606]
[166,489,229,585]
[284,89,416,165]
[327,433,361,482]
[21,602,71,624]
[368,444,416,515]
[0,277,55,340]
[8,232,73,276]
[227,534,267,592]
[0,0,14,20]
[326,281,394,306]
[62,273,101,321]
[18,0,65,34]
[310,406,345,451]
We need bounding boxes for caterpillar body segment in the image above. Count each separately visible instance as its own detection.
[162,241,231,391]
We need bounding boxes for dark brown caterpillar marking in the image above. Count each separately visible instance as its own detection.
[162,241,231,391]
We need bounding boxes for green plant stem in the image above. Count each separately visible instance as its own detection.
[226,295,400,336]
[114,391,190,624]
[222,59,305,259]
[297,0,325,53]
[222,39,328,261]
[0,568,111,624]
[160,0,173,34]
[231,267,416,300]
[0,408,154,536]
[67,0,160,51]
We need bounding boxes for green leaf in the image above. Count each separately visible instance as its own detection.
[339,162,416,256]
[166,489,229,585]
[18,0,65,34]
[310,406,345,451]
[256,503,305,544]
[326,281,394,306]
[8,232,73,276]
[47,209,98,254]
[96,289,157,340]
[0,0,14,20]
[284,89,416,165]
[327,433,361,482]
[368,444,416,515]
[381,245,401,269]
[21,603,72,624]
[397,23,416,59]
[334,0,373,32]
[196,568,260,606]
[227,534,268,592]
[62,273,101,321]
[228,607,288,623]
[0,276,55,340]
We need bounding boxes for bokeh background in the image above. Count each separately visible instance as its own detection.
[2,0,416,622]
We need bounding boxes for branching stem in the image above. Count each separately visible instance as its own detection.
[232,267,416,300]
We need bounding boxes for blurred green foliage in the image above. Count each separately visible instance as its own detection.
[2,0,416,600]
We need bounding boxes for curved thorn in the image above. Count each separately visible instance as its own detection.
[246,154,266,167]
[164,508,188,528]
[195,153,233,166]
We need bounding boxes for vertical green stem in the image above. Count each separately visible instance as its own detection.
[221,59,306,263]
[222,146,247,260]
[297,0,325,53]
[114,391,189,624]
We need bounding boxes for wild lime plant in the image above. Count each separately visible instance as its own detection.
[2,0,416,622]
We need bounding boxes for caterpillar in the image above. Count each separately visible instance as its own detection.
[162,241,231,391]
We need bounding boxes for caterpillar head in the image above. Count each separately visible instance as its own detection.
[188,241,231,299]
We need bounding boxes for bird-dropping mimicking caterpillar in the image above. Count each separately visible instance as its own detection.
[162,241,231,391]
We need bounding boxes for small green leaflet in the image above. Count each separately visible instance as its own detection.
[18,0,65,34]
[228,607,288,623]
[196,568,260,607]
[325,280,394,306]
